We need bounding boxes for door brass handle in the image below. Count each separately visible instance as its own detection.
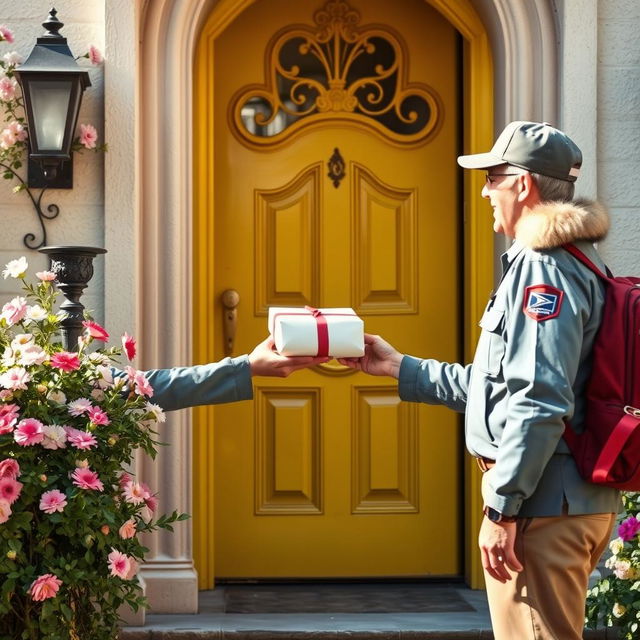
[221,289,240,356]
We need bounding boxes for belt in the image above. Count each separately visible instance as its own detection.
[476,457,496,472]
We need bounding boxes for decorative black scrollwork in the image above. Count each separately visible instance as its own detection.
[0,161,60,250]
[231,0,441,148]
[327,148,346,188]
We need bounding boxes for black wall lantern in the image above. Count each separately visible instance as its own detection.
[14,8,91,189]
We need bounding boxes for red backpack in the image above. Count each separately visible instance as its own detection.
[562,244,640,489]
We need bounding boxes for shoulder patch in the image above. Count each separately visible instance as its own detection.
[523,284,564,321]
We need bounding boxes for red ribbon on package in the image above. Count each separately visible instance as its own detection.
[305,306,329,357]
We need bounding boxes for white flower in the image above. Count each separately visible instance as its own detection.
[42,425,68,450]
[18,346,47,366]
[25,305,47,322]
[614,559,634,580]
[1,346,15,367]
[10,334,34,350]
[612,603,626,618]
[605,556,617,569]
[610,537,624,555]
[0,367,30,390]
[145,402,166,423]
[2,51,22,67]
[2,256,28,279]
[68,398,93,416]
[47,390,66,404]
[88,352,110,366]
[91,388,105,402]
[94,365,114,389]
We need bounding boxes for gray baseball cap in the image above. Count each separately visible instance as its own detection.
[457,121,582,182]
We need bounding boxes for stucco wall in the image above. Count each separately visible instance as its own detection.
[0,1,105,320]
[597,0,640,275]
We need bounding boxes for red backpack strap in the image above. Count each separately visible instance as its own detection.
[562,244,611,280]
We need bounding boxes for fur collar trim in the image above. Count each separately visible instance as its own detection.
[515,199,610,250]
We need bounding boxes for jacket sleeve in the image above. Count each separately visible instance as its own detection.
[113,355,253,412]
[484,256,590,516]
[398,355,471,413]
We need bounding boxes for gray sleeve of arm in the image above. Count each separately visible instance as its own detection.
[484,259,587,516]
[398,355,471,413]
[113,355,253,411]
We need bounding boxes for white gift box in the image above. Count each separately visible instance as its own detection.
[268,307,365,358]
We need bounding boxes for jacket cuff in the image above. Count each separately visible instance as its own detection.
[482,486,523,518]
[231,355,254,401]
[398,355,422,402]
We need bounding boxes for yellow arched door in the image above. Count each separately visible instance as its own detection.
[196,0,462,582]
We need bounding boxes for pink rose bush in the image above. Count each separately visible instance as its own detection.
[0,28,106,204]
[0,258,186,638]
[586,493,640,638]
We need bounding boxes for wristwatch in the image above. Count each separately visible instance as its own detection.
[484,506,517,523]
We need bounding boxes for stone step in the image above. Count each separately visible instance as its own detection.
[120,628,612,639]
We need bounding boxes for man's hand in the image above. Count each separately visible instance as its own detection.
[337,333,403,378]
[479,517,523,583]
[248,336,329,377]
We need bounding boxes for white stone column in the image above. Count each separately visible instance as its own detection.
[117,0,219,615]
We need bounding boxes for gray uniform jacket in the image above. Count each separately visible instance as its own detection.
[399,200,620,518]
[113,355,254,412]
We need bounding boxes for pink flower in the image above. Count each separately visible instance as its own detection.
[122,333,136,361]
[28,574,62,601]
[125,366,154,397]
[0,403,19,433]
[619,516,640,542]
[0,368,30,391]
[0,458,19,479]
[3,51,22,67]
[36,270,56,282]
[119,518,137,539]
[87,405,110,426]
[0,120,26,149]
[79,124,98,149]
[71,467,104,491]
[1,296,27,325]
[83,320,109,342]
[108,548,134,579]
[0,76,17,102]
[122,480,148,505]
[145,493,158,513]
[88,45,103,65]
[68,398,92,416]
[0,25,14,43]
[118,472,132,489]
[0,478,22,504]
[39,489,67,514]
[0,498,10,523]
[50,352,81,372]
[65,427,97,450]
[14,418,44,446]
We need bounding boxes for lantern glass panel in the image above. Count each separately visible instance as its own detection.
[29,79,73,151]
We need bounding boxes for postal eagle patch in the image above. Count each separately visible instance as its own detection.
[523,284,564,321]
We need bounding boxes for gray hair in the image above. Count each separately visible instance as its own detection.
[529,172,575,203]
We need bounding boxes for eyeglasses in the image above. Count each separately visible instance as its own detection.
[485,172,522,184]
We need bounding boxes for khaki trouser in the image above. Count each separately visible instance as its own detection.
[483,511,616,640]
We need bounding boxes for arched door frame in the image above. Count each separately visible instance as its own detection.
[107,0,560,613]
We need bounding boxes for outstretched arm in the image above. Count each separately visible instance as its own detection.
[340,333,471,412]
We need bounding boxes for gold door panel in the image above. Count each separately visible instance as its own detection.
[254,163,323,313]
[351,163,417,314]
[254,387,323,514]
